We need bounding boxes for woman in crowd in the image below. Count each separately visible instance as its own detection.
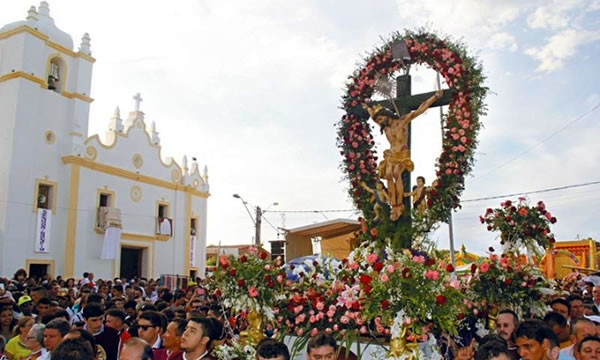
[4,316,33,360]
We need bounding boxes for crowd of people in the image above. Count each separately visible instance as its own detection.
[1,269,600,360]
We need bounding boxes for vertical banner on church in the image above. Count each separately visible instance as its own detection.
[35,208,51,253]
[190,235,197,267]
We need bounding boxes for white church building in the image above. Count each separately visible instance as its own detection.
[0,2,209,281]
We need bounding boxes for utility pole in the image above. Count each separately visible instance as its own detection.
[255,206,262,248]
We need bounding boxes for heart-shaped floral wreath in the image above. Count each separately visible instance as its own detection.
[337,30,488,248]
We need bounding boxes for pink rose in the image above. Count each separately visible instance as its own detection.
[480,262,490,273]
[380,274,389,282]
[277,274,284,283]
[413,255,425,264]
[360,326,367,334]
[316,301,325,311]
[366,253,378,264]
[310,328,319,336]
[294,305,303,314]
[309,315,317,323]
[333,324,339,331]
[264,265,271,271]
[387,265,395,273]
[425,270,439,280]
[295,314,306,324]
[248,286,259,298]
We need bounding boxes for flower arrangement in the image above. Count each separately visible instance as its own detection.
[464,248,555,319]
[337,29,488,248]
[480,198,556,257]
[274,244,463,358]
[213,341,256,360]
[212,248,287,320]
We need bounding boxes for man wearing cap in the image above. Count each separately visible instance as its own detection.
[16,296,36,320]
[56,288,74,320]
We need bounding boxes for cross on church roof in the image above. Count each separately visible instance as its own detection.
[133,92,143,112]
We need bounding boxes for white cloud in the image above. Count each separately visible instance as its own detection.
[587,93,600,106]
[488,32,518,52]
[526,0,583,29]
[525,29,600,72]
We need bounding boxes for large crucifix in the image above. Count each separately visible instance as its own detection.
[364,74,453,247]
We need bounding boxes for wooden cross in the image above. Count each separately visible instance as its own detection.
[368,74,453,248]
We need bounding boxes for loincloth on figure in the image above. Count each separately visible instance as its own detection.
[378,150,415,178]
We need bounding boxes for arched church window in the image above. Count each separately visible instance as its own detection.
[47,56,66,93]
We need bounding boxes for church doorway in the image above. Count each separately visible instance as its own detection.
[120,247,142,280]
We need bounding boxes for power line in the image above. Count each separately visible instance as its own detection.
[462,180,600,203]
[267,209,357,214]
[261,213,280,233]
[475,102,600,179]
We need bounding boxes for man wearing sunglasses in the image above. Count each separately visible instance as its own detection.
[137,311,165,350]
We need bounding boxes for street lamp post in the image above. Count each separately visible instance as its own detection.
[233,194,278,248]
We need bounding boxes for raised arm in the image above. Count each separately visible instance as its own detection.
[405,89,443,122]
[359,182,375,195]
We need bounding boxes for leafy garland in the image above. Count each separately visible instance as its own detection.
[337,29,488,248]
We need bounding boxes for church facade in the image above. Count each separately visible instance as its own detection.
[0,2,209,280]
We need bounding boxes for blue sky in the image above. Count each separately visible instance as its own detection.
[2,0,599,255]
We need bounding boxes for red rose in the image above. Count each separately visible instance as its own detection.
[237,279,245,287]
[402,267,412,279]
[364,284,372,295]
[550,217,557,224]
[264,274,272,282]
[470,264,477,274]
[259,251,268,260]
[425,258,436,266]
[446,264,454,272]
[381,300,390,309]
[457,313,465,320]
[351,301,360,310]
[436,295,447,305]
[373,262,384,272]
[504,278,512,285]
[215,289,222,297]
[229,269,237,277]
[240,255,248,263]
[360,274,372,285]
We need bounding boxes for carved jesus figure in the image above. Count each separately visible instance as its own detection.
[364,89,443,220]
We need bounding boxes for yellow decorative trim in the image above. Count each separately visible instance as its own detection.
[184,192,192,274]
[0,25,96,63]
[118,240,154,278]
[156,200,171,217]
[96,187,115,207]
[132,153,144,169]
[192,179,199,188]
[85,146,97,161]
[32,178,58,214]
[171,169,182,183]
[0,71,45,86]
[43,130,56,144]
[62,90,94,103]
[130,185,142,203]
[84,130,182,171]
[156,235,171,241]
[62,156,210,198]
[94,227,105,234]
[70,131,84,137]
[120,232,171,243]
[25,259,55,278]
[64,165,80,278]
[0,71,93,102]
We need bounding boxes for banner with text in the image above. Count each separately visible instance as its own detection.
[190,235,197,268]
[35,208,51,253]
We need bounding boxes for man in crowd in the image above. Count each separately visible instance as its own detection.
[497,309,520,359]
[569,295,586,320]
[17,295,35,319]
[154,319,186,360]
[544,312,571,349]
[106,309,132,347]
[181,316,222,360]
[36,298,52,323]
[552,299,571,321]
[120,338,154,360]
[306,331,357,360]
[515,319,557,360]
[256,338,290,360]
[138,310,164,349]
[560,318,598,360]
[51,338,95,360]
[40,318,70,359]
[592,286,600,313]
[83,303,120,360]
[574,336,600,360]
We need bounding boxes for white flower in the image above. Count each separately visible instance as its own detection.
[475,319,490,338]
